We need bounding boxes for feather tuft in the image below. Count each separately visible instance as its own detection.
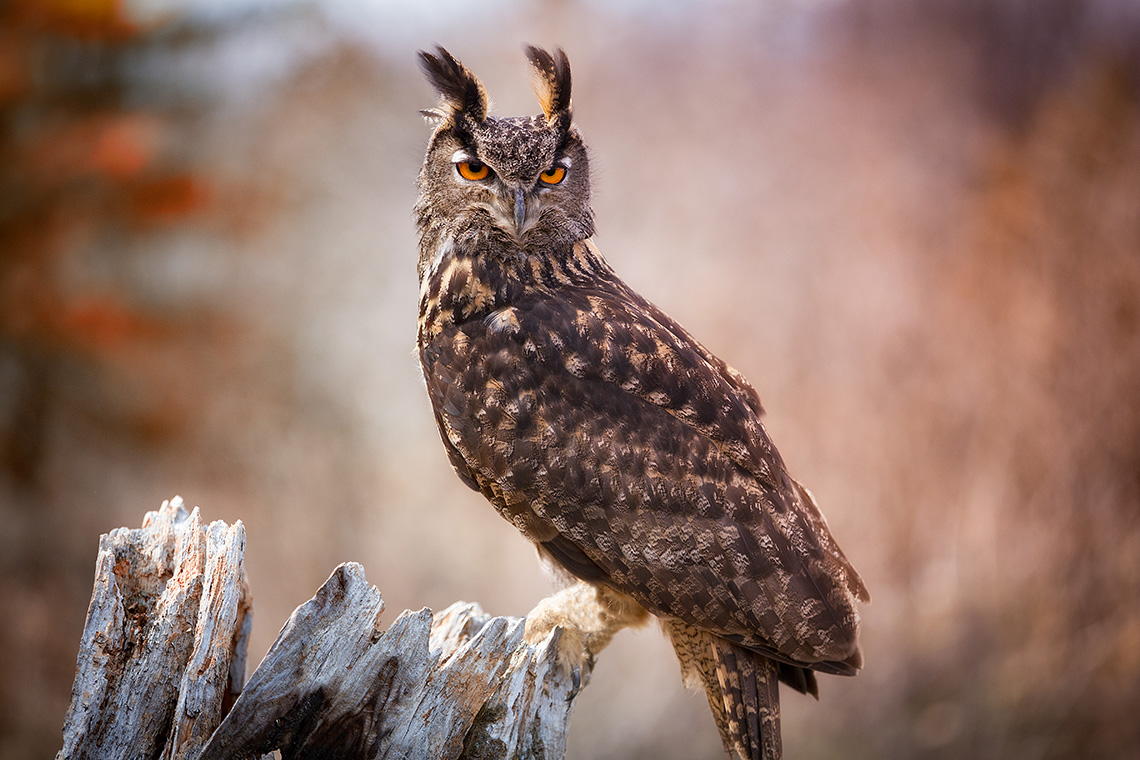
[418,46,489,124]
[524,45,572,129]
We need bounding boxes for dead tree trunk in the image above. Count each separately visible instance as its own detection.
[57,498,252,760]
[57,498,582,760]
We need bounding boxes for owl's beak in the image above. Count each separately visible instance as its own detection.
[513,188,527,233]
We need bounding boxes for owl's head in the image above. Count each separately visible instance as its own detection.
[415,46,593,276]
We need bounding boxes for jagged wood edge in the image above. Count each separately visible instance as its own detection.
[58,500,583,760]
[57,498,251,760]
[198,563,580,760]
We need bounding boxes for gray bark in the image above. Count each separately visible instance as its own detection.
[58,497,252,760]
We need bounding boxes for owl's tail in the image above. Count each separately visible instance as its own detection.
[665,620,782,760]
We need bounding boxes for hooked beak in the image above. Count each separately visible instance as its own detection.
[513,188,526,233]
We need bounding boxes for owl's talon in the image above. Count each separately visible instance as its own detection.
[567,665,581,701]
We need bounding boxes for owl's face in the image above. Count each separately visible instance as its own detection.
[415,47,593,281]
[419,115,591,253]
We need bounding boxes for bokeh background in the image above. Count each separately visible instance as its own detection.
[3,0,1140,757]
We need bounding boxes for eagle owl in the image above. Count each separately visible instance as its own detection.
[414,46,868,760]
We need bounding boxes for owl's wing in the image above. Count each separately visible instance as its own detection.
[421,272,865,672]
[606,278,870,609]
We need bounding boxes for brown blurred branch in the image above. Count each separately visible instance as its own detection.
[57,499,581,760]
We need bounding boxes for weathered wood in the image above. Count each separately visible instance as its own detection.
[57,497,252,760]
[60,501,584,760]
[198,564,579,760]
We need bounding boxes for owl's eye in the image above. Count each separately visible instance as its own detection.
[539,166,566,185]
[457,161,491,181]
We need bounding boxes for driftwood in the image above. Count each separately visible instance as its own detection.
[58,498,582,760]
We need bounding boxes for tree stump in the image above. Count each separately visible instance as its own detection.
[58,497,252,760]
[57,498,582,760]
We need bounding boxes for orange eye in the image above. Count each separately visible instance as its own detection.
[457,161,490,181]
[539,166,566,185]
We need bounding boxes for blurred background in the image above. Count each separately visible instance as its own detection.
[2,0,1139,757]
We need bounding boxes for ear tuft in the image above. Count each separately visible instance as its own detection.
[524,45,572,128]
[418,46,489,124]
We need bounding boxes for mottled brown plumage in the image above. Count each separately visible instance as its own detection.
[414,45,868,760]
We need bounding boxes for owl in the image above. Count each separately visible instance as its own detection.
[414,46,869,760]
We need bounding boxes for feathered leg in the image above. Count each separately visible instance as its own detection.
[524,582,649,677]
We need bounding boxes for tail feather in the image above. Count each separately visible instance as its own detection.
[712,639,781,760]
[777,662,818,699]
[664,620,782,760]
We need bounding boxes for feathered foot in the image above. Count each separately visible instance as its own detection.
[524,581,649,698]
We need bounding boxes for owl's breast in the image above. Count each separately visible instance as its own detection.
[420,310,569,544]
[417,231,545,347]
[418,286,668,541]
